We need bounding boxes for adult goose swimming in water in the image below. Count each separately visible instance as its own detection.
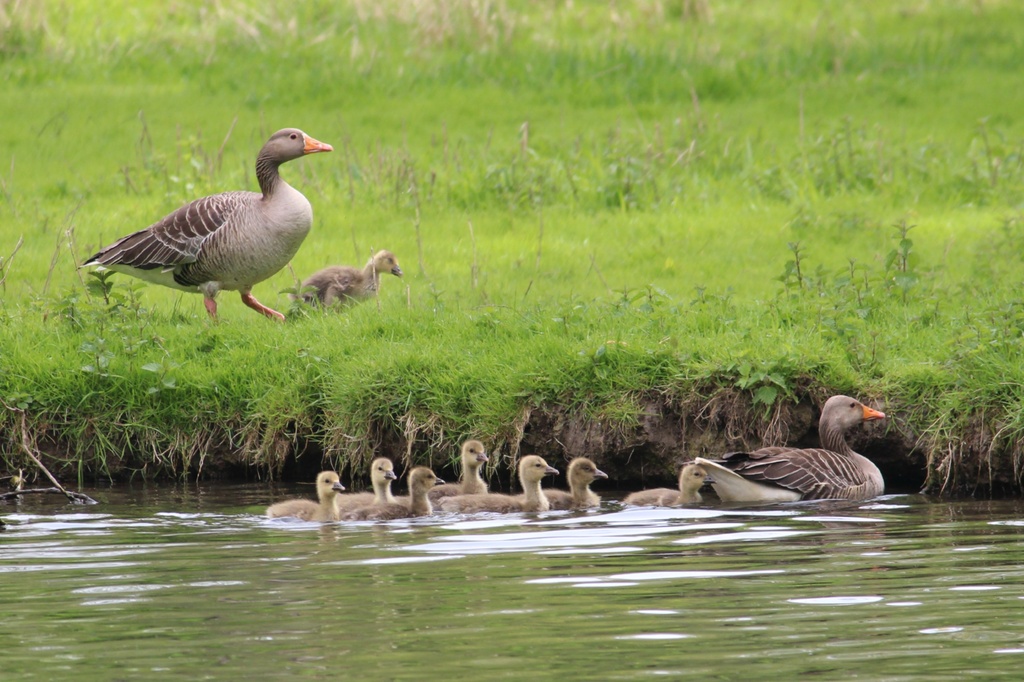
[83,128,333,321]
[342,467,443,521]
[266,471,345,522]
[438,455,559,514]
[428,440,489,501]
[695,395,887,502]
[335,457,398,512]
[298,250,402,307]
[544,457,609,510]
[623,462,710,507]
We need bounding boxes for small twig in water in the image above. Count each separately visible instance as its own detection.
[0,487,97,504]
[1,404,97,505]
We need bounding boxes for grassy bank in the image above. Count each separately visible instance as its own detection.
[2,1,1024,494]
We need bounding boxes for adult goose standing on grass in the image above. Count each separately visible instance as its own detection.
[438,455,559,514]
[298,250,402,307]
[342,467,443,521]
[428,440,489,501]
[695,395,887,502]
[83,128,333,321]
[335,457,398,512]
[623,462,710,507]
[266,471,345,522]
[544,457,609,510]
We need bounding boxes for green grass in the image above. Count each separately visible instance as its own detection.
[2,0,1024,493]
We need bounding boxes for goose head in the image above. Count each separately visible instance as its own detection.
[370,457,398,486]
[567,457,608,488]
[408,467,444,495]
[262,128,333,164]
[462,440,489,468]
[821,395,886,431]
[518,455,560,486]
[370,250,403,277]
[678,463,709,495]
[315,471,345,501]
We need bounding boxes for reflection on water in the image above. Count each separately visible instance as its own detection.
[4,487,1024,680]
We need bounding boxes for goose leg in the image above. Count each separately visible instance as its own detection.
[203,296,218,320]
[241,292,286,322]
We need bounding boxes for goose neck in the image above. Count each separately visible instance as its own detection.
[256,153,282,197]
[820,418,854,456]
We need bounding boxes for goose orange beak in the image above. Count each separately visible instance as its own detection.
[302,134,333,154]
[862,405,886,421]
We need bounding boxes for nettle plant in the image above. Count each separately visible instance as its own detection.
[56,271,178,394]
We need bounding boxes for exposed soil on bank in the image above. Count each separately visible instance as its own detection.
[7,388,1019,498]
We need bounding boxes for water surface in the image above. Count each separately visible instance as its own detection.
[3,484,1024,680]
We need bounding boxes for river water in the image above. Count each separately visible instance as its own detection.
[3,483,1023,680]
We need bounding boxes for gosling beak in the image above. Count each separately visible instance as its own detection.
[434,476,446,485]
[302,134,333,154]
[392,265,403,277]
[704,475,716,484]
[862,405,886,421]
[593,468,609,479]
[476,451,489,463]
[331,481,346,492]
[544,466,560,476]
[385,471,398,481]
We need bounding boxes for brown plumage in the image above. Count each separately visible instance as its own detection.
[342,467,443,521]
[299,250,402,307]
[429,440,489,501]
[624,463,709,506]
[84,128,332,322]
[696,395,887,502]
[336,457,398,512]
[438,455,559,514]
[544,457,609,510]
[266,471,345,522]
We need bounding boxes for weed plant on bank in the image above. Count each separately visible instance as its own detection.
[1,1,1024,494]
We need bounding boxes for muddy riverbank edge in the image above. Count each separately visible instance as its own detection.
[3,386,1016,498]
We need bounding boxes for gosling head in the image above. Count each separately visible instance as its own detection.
[370,250,403,278]
[462,440,489,466]
[568,457,609,486]
[678,463,709,494]
[408,466,444,494]
[370,457,398,484]
[316,471,346,499]
[519,455,560,485]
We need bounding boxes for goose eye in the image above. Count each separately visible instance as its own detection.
[850,401,857,408]
[290,133,298,139]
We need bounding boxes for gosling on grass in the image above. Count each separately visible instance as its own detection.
[298,250,402,307]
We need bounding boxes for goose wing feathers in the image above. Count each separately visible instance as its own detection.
[85,191,252,278]
[718,448,870,500]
